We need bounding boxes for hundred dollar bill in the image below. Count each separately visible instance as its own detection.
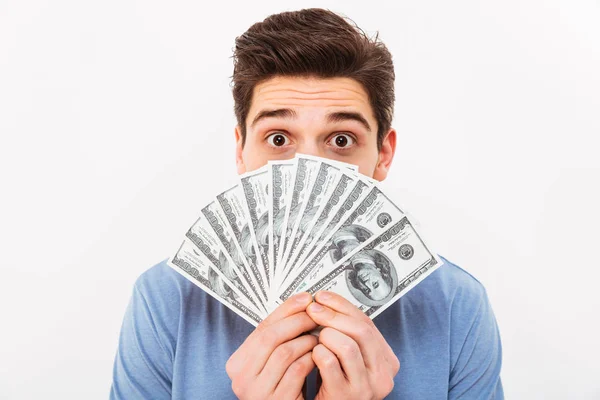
[239,166,271,289]
[199,201,268,314]
[278,160,347,288]
[279,184,404,302]
[169,239,263,326]
[216,183,269,304]
[274,156,321,284]
[289,178,372,273]
[304,216,442,319]
[278,178,371,298]
[186,206,266,315]
[278,170,361,289]
[268,159,295,290]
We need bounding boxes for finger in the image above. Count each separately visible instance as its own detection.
[315,291,394,358]
[307,302,384,370]
[274,351,316,399]
[227,292,313,375]
[312,292,397,370]
[314,291,375,325]
[260,334,318,387]
[317,327,367,383]
[249,312,318,374]
[311,343,346,389]
[262,291,313,328]
[227,311,317,378]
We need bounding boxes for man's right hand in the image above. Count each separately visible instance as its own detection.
[225,292,318,400]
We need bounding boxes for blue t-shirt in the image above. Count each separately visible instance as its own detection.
[110,256,503,399]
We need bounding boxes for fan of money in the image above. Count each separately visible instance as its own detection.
[168,154,442,326]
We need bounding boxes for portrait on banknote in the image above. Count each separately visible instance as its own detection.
[344,249,399,306]
[328,224,373,264]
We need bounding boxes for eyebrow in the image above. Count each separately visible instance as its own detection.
[250,108,372,132]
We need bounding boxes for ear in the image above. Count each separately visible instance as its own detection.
[234,125,246,174]
[372,128,396,181]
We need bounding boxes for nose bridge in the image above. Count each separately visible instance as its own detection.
[296,140,322,157]
[293,107,327,157]
[295,122,324,157]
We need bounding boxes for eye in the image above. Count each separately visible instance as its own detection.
[329,133,355,148]
[266,132,290,147]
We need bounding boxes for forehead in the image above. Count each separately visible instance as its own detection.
[248,76,375,121]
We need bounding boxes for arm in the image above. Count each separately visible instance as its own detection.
[110,284,174,400]
[448,286,504,399]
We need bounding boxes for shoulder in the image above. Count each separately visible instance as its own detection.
[413,256,502,359]
[426,258,503,396]
[401,255,489,311]
[135,258,192,293]
[134,258,195,304]
[131,258,196,336]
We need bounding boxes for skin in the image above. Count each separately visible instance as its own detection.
[308,292,400,400]
[227,76,400,399]
[226,292,319,400]
[235,76,396,179]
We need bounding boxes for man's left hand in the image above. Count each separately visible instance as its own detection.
[306,291,400,400]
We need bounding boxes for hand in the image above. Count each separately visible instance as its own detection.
[226,292,318,400]
[306,291,400,400]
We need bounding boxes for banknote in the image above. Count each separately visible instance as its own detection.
[169,239,263,326]
[239,166,271,290]
[274,156,321,283]
[268,159,295,291]
[278,179,372,299]
[304,216,442,319]
[280,171,360,288]
[287,178,372,275]
[200,201,268,314]
[277,161,348,288]
[279,184,404,301]
[186,207,266,315]
[167,153,443,326]
[215,184,269,304]
[273,154,358,284]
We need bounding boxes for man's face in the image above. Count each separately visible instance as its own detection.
[235,76,396,180]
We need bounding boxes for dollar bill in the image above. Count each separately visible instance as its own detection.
[278,171,361,290]
[291,179,372,271]
[304,216,442,319]
[169,239,263,326]
[278,179,371,299]
[215,184,269,305]
[277,160,347,288]
[297,153,361,175]
[239,166,271,289]
[274,156,321,284]
[186,206,267,315]
[199,201,268,314]
[168,152,446,325]
[279,184,404,301]
[268,159,295,292]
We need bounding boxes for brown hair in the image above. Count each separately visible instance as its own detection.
[231,8,395,150]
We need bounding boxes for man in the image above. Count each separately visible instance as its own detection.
[111,8,503,399]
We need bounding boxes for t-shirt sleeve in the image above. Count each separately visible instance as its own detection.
[110,282,174,400]
[448,281,504,399]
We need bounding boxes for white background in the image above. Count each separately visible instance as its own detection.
[1,0,599,398]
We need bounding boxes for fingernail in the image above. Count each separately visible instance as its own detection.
[310,303,324,312]
[295,292,310,303]
[318,291,331,301]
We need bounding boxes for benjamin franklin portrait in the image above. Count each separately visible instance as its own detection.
[344,249,398,306]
